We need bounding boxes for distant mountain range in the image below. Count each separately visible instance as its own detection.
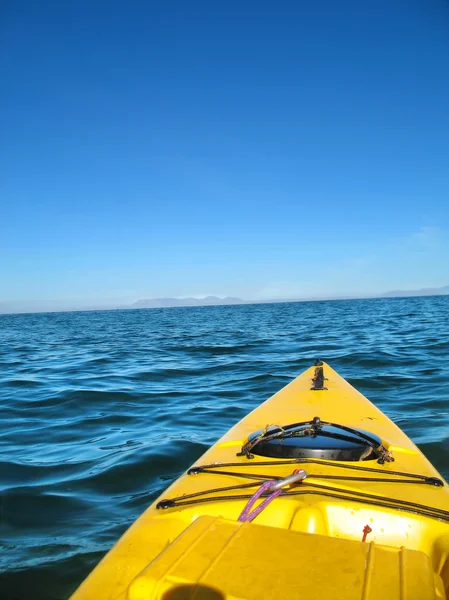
[132,296,243,309]
[381,285,449,298]
[132,286,449,309]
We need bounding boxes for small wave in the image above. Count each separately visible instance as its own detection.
[28,389,144,411]
[163,342,261,355]
[4,378,42,388]
[0,459,93,491]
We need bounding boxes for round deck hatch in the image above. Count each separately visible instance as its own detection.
[247,424,382,461]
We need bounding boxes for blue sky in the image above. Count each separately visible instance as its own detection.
[1,0,449,312]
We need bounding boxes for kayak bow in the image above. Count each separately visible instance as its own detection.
[71,361,449,600]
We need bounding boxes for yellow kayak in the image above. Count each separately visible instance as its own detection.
[71,361,449,600]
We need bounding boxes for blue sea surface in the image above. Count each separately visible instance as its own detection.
[1,296,448,599]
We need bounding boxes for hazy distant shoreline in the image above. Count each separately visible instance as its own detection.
[132,295,243,309]
[131,285,449,309]
[1,285,448,315]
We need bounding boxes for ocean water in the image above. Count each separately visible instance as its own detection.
[1,296,449,599]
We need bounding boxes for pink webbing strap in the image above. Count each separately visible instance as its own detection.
[237,480,282,522]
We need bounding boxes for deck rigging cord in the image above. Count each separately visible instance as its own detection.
[156,457,448,523]
[187,457,444,486]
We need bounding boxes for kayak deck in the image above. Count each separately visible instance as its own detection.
[71,362,449,599]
